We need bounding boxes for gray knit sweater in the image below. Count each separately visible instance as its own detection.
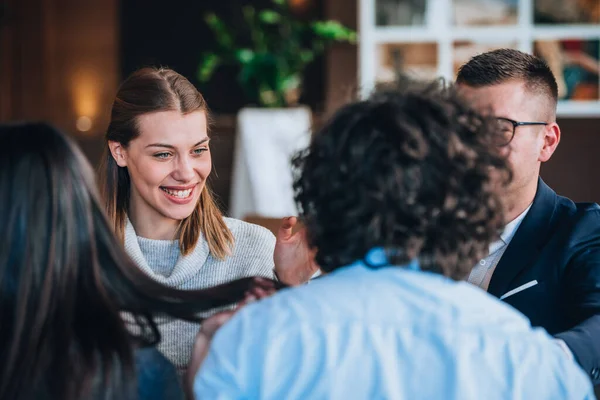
[125,217,276,373]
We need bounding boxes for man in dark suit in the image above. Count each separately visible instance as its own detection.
[456,48,600,386]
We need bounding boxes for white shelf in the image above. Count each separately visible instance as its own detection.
[532,26,600,40]
[359,0,600,117]
[450,26,524,42]
[557,101,600,117]
[372,26,600,44]
[374,27,438,43]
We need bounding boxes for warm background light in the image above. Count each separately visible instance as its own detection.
[71,68,100,127]
[289,0,312,13]
[76,116,92,132]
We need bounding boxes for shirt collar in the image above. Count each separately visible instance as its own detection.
[500,203,532,245]
[360,247,420,271]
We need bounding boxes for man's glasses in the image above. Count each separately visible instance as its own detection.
[494,117,548,147]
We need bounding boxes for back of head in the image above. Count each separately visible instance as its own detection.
[456,48,558,114]
[102,67,232,258]
[0,122,139,399]
[293,78,511,279]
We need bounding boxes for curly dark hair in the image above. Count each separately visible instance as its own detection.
[292,78,511,280]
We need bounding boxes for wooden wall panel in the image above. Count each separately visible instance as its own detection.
[0,0,50,121]
[0,0,118,139]
[542,118,600,202]
[324,0,358,114]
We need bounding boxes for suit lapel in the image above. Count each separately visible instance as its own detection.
[488,179,558,298]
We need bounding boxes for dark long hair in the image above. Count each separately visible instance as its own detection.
[100,67,233,258]
[0,122,277,400]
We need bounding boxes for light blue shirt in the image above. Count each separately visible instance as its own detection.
[195,252,594,400]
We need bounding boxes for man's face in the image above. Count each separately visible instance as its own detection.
[459,80,555,200]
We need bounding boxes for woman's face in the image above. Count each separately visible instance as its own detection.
[109,110,211,224]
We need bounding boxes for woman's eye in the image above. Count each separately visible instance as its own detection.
[154,152,171,159]
[193,147,208,155]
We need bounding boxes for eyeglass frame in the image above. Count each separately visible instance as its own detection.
[495,117,548,146]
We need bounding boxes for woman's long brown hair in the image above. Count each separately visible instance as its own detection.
[0,123,281,400]
[99,67,233,258]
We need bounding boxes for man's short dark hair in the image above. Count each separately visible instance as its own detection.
[292,78,512,280]
[456,48,558,106]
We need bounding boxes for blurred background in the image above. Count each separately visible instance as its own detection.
[0,0,599,218]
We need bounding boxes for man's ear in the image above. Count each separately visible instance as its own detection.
[539,122,560,163]
[108,141,128,167]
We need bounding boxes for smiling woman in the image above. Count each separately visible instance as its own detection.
[108,109,213,242]
[98,67,316,374]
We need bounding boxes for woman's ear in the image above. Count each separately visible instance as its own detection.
[108,141,128,167]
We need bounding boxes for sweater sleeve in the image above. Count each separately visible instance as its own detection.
[226,218,276,280]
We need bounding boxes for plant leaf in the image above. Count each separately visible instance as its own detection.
[259,88,278,107]
[281,74,301,92]
[299,50,314,64]
[312,20,357,43]
[235,49,255,64]
[205,13,234,49]
[259,10,281,24]
[197,53,221,82]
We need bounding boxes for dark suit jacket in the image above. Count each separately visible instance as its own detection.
[488,178,600,385]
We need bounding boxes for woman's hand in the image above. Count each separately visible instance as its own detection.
[185,278,278,399]
[185,311,234,399]
[273,217,319,285]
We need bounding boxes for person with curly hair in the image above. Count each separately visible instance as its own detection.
[188,78,594,399]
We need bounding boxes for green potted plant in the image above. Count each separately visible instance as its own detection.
[199,0,356,220]
[197,0,357,108]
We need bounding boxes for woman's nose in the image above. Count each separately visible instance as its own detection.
[171,156,196,182]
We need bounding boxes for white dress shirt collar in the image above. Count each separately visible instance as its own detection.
[500,203,533,246]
